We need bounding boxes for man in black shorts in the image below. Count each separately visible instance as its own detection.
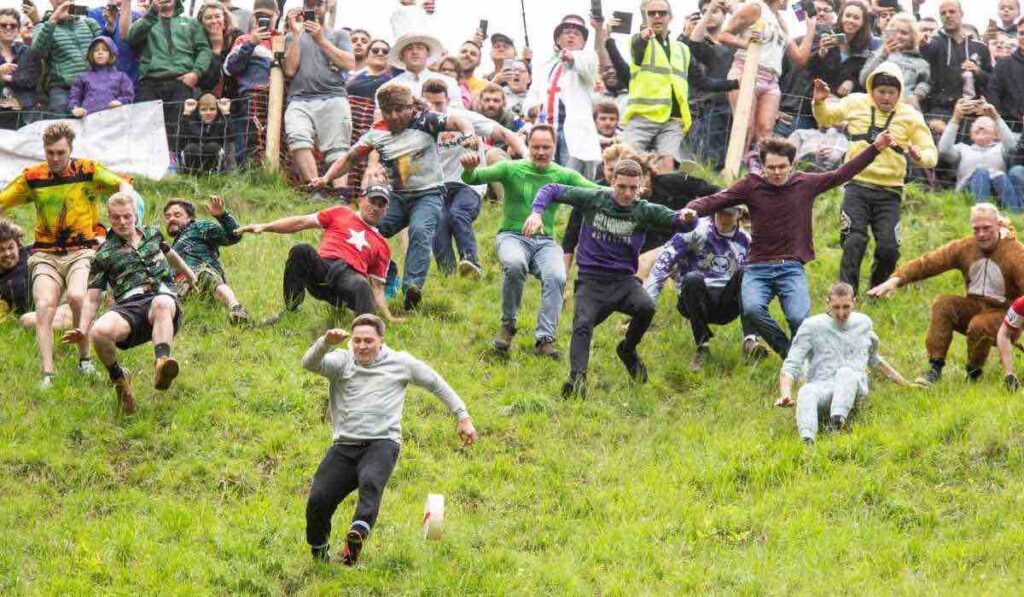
[63,193,198,414]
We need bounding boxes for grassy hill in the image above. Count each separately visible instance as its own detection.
[3,172,1024,594]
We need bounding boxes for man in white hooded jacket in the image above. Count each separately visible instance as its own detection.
[301,313,478,566]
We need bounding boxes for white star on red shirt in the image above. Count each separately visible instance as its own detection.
[346,229,370,252]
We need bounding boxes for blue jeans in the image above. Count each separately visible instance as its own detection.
[432,183,482,274]
[969,168,1024,213]
[773,113,817,138]
[495,232,566,341]
[378,190,444,292]
[48,87,70,114]
[740,262,811,357]
[690,100,731,170]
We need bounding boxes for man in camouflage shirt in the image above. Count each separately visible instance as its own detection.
[163,195,250,324]
[63,193,197,414]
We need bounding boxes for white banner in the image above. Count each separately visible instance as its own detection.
[0,101,170,186]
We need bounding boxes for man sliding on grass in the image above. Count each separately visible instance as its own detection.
[63,193,198,414]
[524,159,694,399]
[775,282,913,445]
[301,313,478,566]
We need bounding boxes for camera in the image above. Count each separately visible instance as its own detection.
[257,16,271,29]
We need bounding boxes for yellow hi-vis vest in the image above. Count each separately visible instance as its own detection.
[624,37,692,132]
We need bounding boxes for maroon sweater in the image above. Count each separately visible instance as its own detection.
[687,145,880,264]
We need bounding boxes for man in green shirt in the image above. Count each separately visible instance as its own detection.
[163,195,250,324]
[63,193,197,414]
[460,124,599,358]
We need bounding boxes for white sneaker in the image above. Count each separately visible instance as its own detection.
[457,260,482,279]
[38,374,54,389]
[77,359,98,376]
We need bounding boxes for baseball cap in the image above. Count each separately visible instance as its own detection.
[364,185,391,203]
[490,32,515,47]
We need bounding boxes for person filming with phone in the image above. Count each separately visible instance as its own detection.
[808,0,879,98]
[939,97,1022,211]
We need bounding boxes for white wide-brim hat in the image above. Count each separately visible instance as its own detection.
[389,33,444,70]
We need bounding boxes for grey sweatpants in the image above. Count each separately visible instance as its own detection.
[796,367,865,440]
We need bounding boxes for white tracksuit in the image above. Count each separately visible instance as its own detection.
[781,312,886,440]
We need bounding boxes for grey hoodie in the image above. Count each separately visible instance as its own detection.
[302,337,469,444]
[859,50,931,101]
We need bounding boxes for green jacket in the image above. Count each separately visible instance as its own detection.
[127,0,211,80]
[32,16,100,88]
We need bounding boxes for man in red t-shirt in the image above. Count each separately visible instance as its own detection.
[997,297,1024,391]
[236,186,398,323]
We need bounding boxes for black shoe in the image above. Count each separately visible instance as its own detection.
[403,286,422,311]
[915,368,942,387]
[616,341,648,383]
[561,372,586,399]
[311,544,330,564]
[831,414,847,433]
[966,365,982,382]
[689,344,709,371]
[1006,373,1021,391]
[340,529,364,566]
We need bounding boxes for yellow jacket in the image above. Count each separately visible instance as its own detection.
[812,62,936,188]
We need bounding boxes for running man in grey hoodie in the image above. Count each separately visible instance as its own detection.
[301,313,478,566]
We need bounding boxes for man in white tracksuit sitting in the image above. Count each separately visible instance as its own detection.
[774,282,913,444]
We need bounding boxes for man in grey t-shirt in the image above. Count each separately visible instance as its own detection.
[283,1,355,185]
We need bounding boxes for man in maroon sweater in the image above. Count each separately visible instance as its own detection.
[684,132,893,358]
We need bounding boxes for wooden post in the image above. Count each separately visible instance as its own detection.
[265,34,286,173]
[722,23,763,183]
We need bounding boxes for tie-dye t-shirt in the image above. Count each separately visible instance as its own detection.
[0,159,125,253]
[352,110,448,196]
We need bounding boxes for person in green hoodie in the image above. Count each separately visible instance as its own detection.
[32,1,100,113]
[128,0,211,150]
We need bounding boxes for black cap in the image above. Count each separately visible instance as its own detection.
[490,32,515,47]
[364,185,391,203]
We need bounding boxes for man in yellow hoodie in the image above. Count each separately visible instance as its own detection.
[812,63,937,295]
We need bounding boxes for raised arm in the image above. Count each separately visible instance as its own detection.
[785,17,819,66]
[235,213,320,236]
[301,330,353,378]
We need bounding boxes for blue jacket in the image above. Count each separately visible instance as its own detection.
[223,33,273,94]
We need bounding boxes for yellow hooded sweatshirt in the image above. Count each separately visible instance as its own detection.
[812,62,937,189]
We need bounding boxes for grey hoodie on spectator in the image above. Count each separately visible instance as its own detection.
[859,50,931,103]
[938,115,1017,189]
[301,336,469,445]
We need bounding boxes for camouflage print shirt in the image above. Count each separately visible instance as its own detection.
[169,214,241,277]
[89,225,177,304]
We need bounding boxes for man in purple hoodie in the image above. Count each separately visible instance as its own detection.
[68,36,134,117]
[523,159,694,399]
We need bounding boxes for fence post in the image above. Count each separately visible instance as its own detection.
[722,22,763,183]
[265,34,286,173]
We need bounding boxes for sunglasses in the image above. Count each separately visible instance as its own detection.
[0,23,18,30]
[369,47,390,55]
[647,10,670,17]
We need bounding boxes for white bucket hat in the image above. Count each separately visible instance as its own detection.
[389,32,444,70]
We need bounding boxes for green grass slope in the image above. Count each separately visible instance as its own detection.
[2,173,1024,594]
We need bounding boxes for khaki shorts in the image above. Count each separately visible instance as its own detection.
[28,249,95,292]
[176,263,226,297]
[623,115,686,163]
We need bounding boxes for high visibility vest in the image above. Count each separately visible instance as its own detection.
[625,37,692,132]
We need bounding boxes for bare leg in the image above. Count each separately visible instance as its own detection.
[64,267,91,360]
[90,312,132,369]
[636,248,662,284]
[214,283,240,309]
[292,148,319,184]
[31,276,61,374]
[148,295,178,346]
[754,92,782,143]
[656,155,674,173]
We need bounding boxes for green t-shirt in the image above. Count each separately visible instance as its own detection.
[462,159,599,236]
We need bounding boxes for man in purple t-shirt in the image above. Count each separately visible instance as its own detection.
[685,132,894,358]
[524,159,692,399]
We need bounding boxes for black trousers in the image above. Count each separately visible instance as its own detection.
[677,270,753,345]
[839,183,902,295]
[283,244,375,315]
[180,141,223,174]
[305,440,400,547]
[570,272,656,375]
[138,78,196,151]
